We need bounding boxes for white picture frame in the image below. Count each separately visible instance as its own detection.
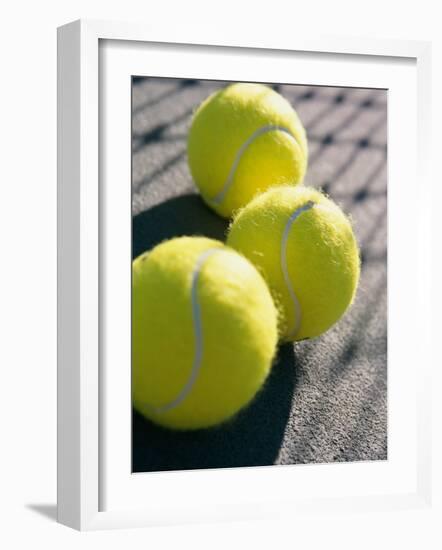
[57,19,432,531]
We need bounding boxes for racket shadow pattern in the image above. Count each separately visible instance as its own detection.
[131,78,388,471]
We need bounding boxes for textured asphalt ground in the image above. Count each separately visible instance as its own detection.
[131,78,388,472]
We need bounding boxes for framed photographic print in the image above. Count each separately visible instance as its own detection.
[57,19,432,530]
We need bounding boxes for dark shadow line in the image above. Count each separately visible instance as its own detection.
[304,100,345,133]
[133,82,187,115]
[329,188,386,204]
[132,107,194,152]
[307,134,387,151]
[306,91,369,133]
[133,150,187,193]
[153,133,387,151]
[283,83,387,108]
[329,276,387,380]
[360,154,387,189]
[360,252,387,265]
[296,245,387,368]
[360,201,388,248]
[310,110,387,181]
[132,193,229,257]
[132,76,147,85]
[135,134,187,144]
[331,103,387,138]
[308,92,385,166]
[314,141,361,179]
[351,163,387,204]
[133,80,203,115]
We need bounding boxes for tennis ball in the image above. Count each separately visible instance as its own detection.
[187,83,308,218]
[227,186,360,342]
[132,236,278,430]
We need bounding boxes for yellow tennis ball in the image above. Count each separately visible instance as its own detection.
[187,83,308,218]
[227,186,360,342]
[132,236,278,430]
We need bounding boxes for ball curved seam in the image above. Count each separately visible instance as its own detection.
[209,125,299,206]
[143,247,223,414]
[281,201,316,339]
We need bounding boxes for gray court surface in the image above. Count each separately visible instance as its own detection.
[132,78,387,472]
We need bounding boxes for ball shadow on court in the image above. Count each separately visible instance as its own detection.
[132,193,296,471]
[132,343,297,472]
[132,193,229,259]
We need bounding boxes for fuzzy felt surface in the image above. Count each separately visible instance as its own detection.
[227,186,360,341]
[131,78,387,471]
[132,237,278,429]
[187,83,307,218]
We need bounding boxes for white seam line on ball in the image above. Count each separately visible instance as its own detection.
[281,201,316,339]
[210,125,297,206]
[150,247,222,414]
